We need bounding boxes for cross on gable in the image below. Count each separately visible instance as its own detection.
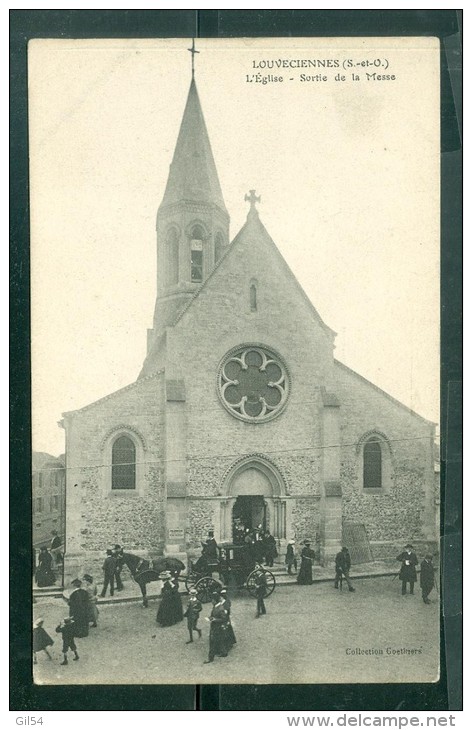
[187,38,200,77]
[245,189,261,211]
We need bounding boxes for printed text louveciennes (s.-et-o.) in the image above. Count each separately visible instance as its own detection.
[246,57,396,84]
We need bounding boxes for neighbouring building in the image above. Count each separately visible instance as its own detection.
[32,452,66,551]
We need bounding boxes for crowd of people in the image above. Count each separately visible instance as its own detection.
[233,524,278,566]
[33,544,122,667]
[32,535,437,668]
[396,544,436,604]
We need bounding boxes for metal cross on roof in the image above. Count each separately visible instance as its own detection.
[245,189,261,211]
[187,38,200,78]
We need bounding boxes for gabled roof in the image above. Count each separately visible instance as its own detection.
[172,208,336,337]
[62,370,164,417]
[159,79,227,214]
[334,359,436,426]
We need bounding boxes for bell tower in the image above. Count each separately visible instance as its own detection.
[144,51,230,365]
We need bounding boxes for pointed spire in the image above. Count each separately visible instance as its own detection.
[159,78,227,213]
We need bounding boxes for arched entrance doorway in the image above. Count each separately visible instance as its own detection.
[231,467,272,541]
[219,457,290,546]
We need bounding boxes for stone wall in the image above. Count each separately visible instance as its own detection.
[186,499,218,550]
[187,457,234,497]
[291,497,322,559]
[64,373,166,578]
[334,361,436,551]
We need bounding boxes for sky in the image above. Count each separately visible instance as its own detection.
[28,37,440,456]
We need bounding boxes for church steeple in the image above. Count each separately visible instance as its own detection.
[159,78,227,215]
[143,67,230,370]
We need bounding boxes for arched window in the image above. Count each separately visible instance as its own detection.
[166,228,179,286]
[215,232,224,263]
[112,436,136,490]
[190,225,204,282]
[363,437,382,489]
[250,283,257,311]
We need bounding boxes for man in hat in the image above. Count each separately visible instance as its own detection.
[183,588,202,643]
[420,554,435,604]
[204,592,228,663]
[100,549,117,598]
[50,529,63,568]
[255,572,268,617]
[204,531,218,561]
[68,578,90,637]
[263,530,277,567]
[112,544,124,591]
[334,546,355,592]
[55,617,79,665]
[396,543,419,595]
[297,540,315,585]
[196,531,218,574]
[285,539,297,575]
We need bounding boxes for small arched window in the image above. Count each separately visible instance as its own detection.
[363,438,382,489]
[190,225,204,282]
[215,232,224,263]
[166,228,179,286]
[250,283,257,311]
[112,436,136,490]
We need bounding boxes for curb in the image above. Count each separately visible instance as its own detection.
[34,570,400,605]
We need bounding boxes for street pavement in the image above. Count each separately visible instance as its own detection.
[33,576,439,685]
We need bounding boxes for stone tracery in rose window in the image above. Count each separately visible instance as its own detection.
[218,346,289,422]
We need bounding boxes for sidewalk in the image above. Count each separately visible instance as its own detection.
[33,558,401,606]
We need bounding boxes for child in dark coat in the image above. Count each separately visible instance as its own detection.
[255,572,268,617]
[55,617,79,665]
[285,539,297,575]
[33,618,53,664]
[184,588,202,643]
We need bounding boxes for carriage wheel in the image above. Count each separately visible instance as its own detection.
[246,568,276,598]
[195,576,222,603]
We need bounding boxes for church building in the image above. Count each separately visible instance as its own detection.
[61,71,436,579]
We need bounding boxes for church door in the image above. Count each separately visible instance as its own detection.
[221,461,289,543]
[232,495,267,539]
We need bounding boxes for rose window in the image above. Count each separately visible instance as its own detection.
[218,346,289,422]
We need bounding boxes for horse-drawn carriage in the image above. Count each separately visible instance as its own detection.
[115,543,276,607]
[185,542,276,603]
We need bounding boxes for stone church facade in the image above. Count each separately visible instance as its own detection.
[62,77,436,580]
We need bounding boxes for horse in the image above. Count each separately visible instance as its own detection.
[119,552,186,607]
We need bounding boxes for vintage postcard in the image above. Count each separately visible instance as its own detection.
[30,37,440,685]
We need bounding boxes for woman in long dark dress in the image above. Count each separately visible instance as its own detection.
[35,547,56,587]
[220,588,236,650]
[204,593,229,663]
[297,540,315,585]
[285,539,298,575]
[156,572,183,627]
[68,578,90,637]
